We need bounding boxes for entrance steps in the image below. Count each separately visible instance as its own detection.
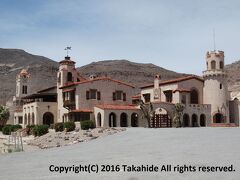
[210,123,238,127]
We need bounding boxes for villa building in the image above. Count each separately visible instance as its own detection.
[12,50,240,128]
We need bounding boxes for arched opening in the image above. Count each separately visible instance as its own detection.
[28,113,31,125]
[109,113,116,127]
[182,113,190,127]
[32,112,35,125]
[190,89,199,104]
[43,112,54,126]
[97,113,102,127]
[192,114,198,127]
[213,113,224,123]
[120,113,128,127]
[220,61,224,69]
[211,60,216,69]
[67,72,73,82]
[24,114,27,125]
[200,114,206,127]
[131,113,138,127]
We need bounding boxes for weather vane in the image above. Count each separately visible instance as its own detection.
[64,46,72,57]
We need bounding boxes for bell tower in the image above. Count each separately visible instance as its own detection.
[203,50,229,124]
[16,69,30,98]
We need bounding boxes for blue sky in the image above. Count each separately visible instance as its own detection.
[0,0,240,75]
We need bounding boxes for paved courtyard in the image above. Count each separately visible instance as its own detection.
[0,127,239,180]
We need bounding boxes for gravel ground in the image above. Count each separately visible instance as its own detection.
[0,127,239,180]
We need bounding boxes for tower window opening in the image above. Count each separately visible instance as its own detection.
[220,61,224,69]
[220,83,222,89]
[211,60,216,69]
[67,72,73,82]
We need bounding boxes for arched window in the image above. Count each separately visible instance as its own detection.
[24,114,27,124]
[211,60,216,69]
[190,89,199,104]
[182,114,190,127]
[28,113,31,125]
[120,113,128,127]
[67,72,73,82]
[220,61,224,69]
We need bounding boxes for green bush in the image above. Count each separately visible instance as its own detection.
[81,120,95,130]
[63,121,75,132]
[32,125,49,137]
[54,122,64,132]
[2,125,12,135]
[2,124,22,135]
[26,125,35,135]
[0,125,3,131]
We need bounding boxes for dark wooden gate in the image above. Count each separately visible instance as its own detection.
[151,114,172,128]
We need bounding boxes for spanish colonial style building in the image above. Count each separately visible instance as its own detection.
[13,50,240,128]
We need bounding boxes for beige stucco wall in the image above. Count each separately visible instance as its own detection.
[75,80,135,110]
[22,101,57,127]
[93,107,145,128]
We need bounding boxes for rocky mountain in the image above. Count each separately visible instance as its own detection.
[0,48,58,105]
[77,60,187,87]
[0,48,239,105]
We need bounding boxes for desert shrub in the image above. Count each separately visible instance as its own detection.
[2,125,12,135]
[81,120,95,130]
[63,121,75,132]
[54,122,64,132]
[12,124,22,131]
[2,124,22,135]
[32,125,49,137]
[26,125,35,135]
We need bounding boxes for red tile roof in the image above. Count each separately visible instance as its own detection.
[132,94,141,99]
[141,75,204,89]
[95,104,139,110]
[173,89,191,93]
[69,109,93,113]
[59,77,135,89]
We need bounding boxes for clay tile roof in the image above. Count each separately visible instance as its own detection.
[173,89,191,93]
[59,56,76,65]
[95,104,139,110]
[140,75,203,89]
[69,109,93,113]
[59,76,135,89]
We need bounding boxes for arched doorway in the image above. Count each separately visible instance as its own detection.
[131,113,138,127]
[120,113,128,127]
[213,113,224,123]
[192,114,198,127]
[43,112,54,126]
[200,114,206,127]
[97,113,102,127]
[151,108,172,128]
[182,114,190,127]
[109,113,116,127]
[190,89,199,104]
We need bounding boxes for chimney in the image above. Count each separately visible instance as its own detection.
[154,74,161,89]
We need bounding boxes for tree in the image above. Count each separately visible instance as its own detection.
[0,106,10,126]
[139,100,155,128]
[173,103,185,128]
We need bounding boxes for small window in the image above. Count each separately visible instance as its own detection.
[113,92,116,101]
[211,60,216,69]
[97,91,101,100]
[164,90,173,103]
[19,117,23,124]
[116,91,122,100]
[123,93,126,101]
[220,61,224,69]
[143,93,151,103]
[220,83,222,89]
[22,85,27,94]
[90,89,97,99]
